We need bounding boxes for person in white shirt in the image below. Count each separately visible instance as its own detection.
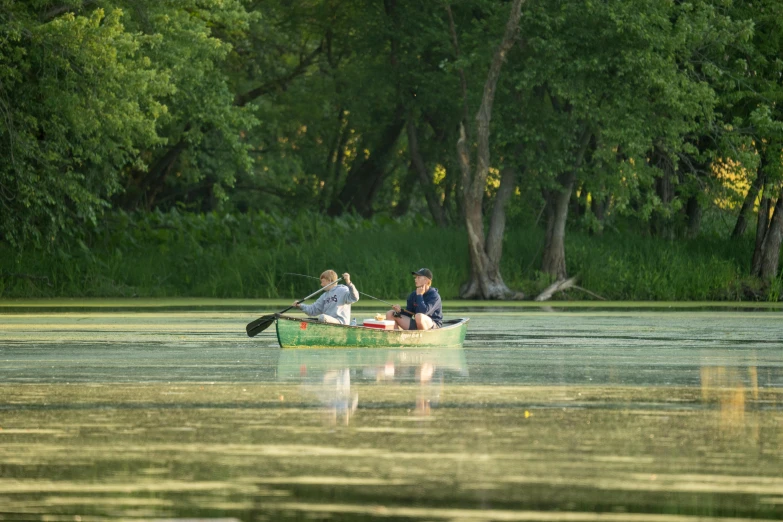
[293,270,359,324]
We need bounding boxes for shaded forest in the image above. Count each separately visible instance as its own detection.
[2,0,783,300]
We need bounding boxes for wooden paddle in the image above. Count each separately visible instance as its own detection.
[245,278,342,337]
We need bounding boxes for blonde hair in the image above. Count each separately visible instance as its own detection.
[320,269,338,283]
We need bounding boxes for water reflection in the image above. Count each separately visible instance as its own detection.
[277,347,468,424]
[700,364,760,437]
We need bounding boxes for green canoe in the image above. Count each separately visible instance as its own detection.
[274,314,469,349]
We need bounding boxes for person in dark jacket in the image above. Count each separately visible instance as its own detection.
[386,268,443,330]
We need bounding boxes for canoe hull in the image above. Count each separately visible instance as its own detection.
[275,315,469,349]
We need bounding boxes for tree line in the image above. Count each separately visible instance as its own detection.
[1,0,782,299]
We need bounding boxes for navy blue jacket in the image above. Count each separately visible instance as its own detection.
[403,287,443,326]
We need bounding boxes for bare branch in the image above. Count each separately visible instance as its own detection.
[41,1,98,22]
[235,42,323,107]
[473,0,524,199]
[534,276,578,302]
[444,4,470,134]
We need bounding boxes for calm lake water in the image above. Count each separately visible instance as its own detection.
[1,308,782,521]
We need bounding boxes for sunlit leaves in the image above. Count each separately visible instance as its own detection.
[0,4,171,248]
[495,0,748,230]
[110,0,259,205]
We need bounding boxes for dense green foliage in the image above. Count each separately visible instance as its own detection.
[0,210,764,301]
[0,3,169,246]
[1,0,783,299]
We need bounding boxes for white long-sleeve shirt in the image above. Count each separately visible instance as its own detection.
[298,283,359,324]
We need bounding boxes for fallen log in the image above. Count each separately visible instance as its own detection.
[534,277,578,301]
[534,276,607,301]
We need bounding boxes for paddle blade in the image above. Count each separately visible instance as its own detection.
[246,314,276,337]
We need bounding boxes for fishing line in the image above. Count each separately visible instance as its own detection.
[283,272,395,307]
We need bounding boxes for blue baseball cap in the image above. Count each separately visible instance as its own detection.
[411,268,433,280]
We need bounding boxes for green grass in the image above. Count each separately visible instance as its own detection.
[0,209,776,301]
[2,298,782,311]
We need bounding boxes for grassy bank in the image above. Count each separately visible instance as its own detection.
[2,298,783,312]
[0,210,773,301]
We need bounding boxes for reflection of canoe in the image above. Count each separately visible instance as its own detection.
[277,346,469,380]
[274,314,469,349]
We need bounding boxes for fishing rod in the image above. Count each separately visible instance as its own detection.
[283,272,396,308]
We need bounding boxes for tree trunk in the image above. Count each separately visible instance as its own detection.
[651,146,675,238]
[685,195,701,239]
[327,109,406,217]
[486,167,516,264]
[406,120,448,227]
[571,182,587,219]
[451,0,525,299]
[459,182,491,299]
[393,162,418,217]
[590,193,609,234]
[459,165,521,299]
[441,169,457,223]
[751,187,771,276]
[732,169,765,239]
[541,172,575,280]
[320,111,349,212]
[539,127,592,280]
[759,192,783,281]
[120,135,189,211]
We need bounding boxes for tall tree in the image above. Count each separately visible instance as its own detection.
[720,0,783,286]
[106,0,258,212]
[0,2,170,248]
[450,0,525,299]
[500,0,743,282]
[749,146,783,282]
